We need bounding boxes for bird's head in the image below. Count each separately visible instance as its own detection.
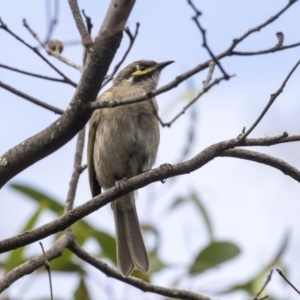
[113,60,174,91]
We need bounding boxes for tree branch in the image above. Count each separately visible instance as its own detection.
[221,148,300,183]
[240,57,300,139]
[0,63,71,84]
[0,231,74,293]
[69,242,211,300]
[0,0,135,189]
[68,0,92,47]
[0,80,64,114]
[23,19,83,72]
[0,18,77,87]
[65,128,86,212]
[101,22,140,87]
[1,134,300,252]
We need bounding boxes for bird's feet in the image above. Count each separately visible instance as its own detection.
[159,163,173,183]
[115,177,128,190]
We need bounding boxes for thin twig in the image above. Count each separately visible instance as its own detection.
[23,19,82,72]
[0,63,71,84]
[232,41,300,56]
[150,74,232,127]
[0,80,63,114]
[222,148,300,183]
[68,0,93,47]
[2,134,300,252]
[69,242,211,300]
[252,270,273,300]
[0,18,78,86]
[101,23,140,87]
[276,268,300,295]
[187,0,230,79]
[0,18,77,86]
[39,242,53,300]
[0,232,74,293]
[65,128,86,212]
[44,0,59,44]
[81,9,93,35]
[203,61,215,88]
[240,57,300,139]
[228,0,298,51]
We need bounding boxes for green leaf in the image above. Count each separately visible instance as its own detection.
[93,230,117,265]
[5,206,44,270]
[189,241,240,274]
[49,250,83,273]
[74,277,91,300]
[148,250,167,274]
[168,191,214,241]
[218,232,289,296]
[190,192,213,241]
[10,183,64,215]
[10,183,118,265]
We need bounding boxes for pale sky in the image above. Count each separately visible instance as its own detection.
[1,0,300,299]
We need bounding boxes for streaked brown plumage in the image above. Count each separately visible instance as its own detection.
[88,60,173,277]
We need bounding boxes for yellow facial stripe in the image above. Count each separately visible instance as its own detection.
[132,67,154,76]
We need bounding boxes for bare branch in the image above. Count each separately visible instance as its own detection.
[44,0,59,44]
[161,74,232,127]
[65,128,86,212]
[0,0,135,189]
[0,18,78,87]
[68,0,92,47]
[275,32,284,48]
[228,0,298,51]
[101,22,140,87]
[0,231,74,293]
[23,19,83,72]
[0,80,64,114]
[253,270,273,300]
[188,0,230,79]
[240,58,300,139]
[276,269,300,295]
[0,63,71,84]
[203,61,215,88]
[39,242,53,300]
[1,134,300,252]
[69,242,211,300]
[232,41,300,56]
[81,9,93,35]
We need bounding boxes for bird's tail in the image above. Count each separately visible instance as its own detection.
[112,192,149,277]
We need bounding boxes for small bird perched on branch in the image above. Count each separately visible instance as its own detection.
[87,60,174,277]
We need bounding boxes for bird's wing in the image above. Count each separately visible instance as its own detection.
[88,110,102,197]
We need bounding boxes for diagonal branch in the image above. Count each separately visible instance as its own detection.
[1,134,300,253]
[0,63,71,84]
[0,80,64,114]
[101,22,140,87]
[187,0,230,79]
[23,19,83,72]
[232,42,300,56]
[69,242,211,300]
[157,74,232,127]
[0,18,78,87]
[240,57,300,139]
[68,0,92,47]
[65,128,86,212]
[0,230,74,293]
[228,0,298,51]
[0,0,135,189]
[221,148,300,183]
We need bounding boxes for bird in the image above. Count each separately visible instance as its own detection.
[87,60,174,277]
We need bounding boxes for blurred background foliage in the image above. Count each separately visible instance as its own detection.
[2,162,289,300]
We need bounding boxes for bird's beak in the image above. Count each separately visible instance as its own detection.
[156,60,175,70]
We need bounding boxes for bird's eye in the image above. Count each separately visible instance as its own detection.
[139,65,147,71]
